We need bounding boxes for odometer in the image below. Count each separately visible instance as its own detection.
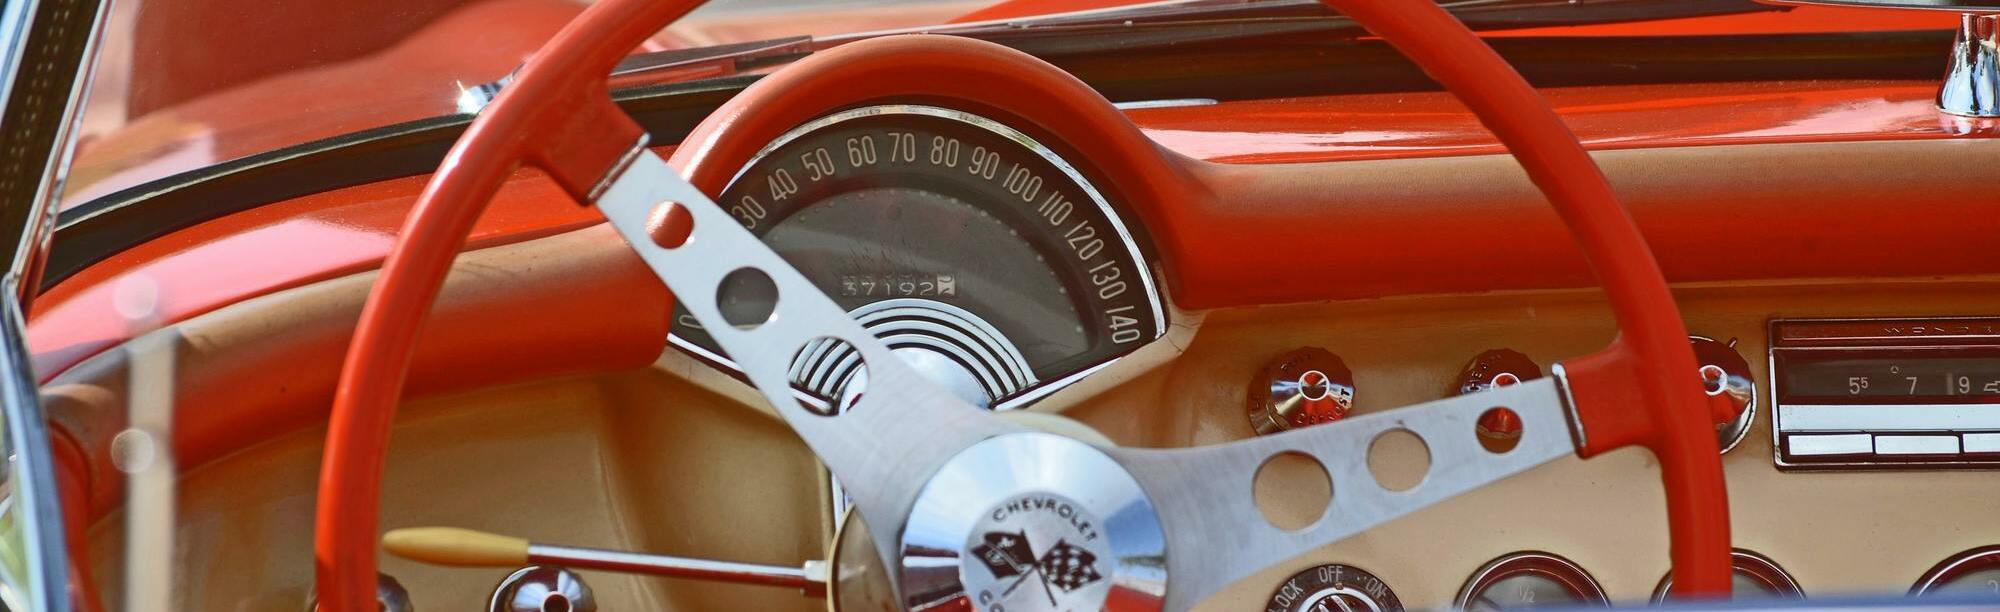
[670,105,1164,410]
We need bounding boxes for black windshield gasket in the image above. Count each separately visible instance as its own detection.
[42,30,1951,293]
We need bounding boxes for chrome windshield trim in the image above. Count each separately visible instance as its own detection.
[0,0,40,108]
[0,0,102,607]
[0,277,71,612]
[9,0,112,307]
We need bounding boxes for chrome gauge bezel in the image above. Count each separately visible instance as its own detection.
[1911,544,2000,596]
[668,104,1167,412]
[1455,551,1608,609]
[1650,549,1802,602]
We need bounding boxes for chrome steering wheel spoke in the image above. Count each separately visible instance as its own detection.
[1103,377,1578,610]
[593,149,1024,582]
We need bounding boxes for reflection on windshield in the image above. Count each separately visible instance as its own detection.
[60,0,986,210]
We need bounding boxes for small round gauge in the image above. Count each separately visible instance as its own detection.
[1912,545,2000,599]
[1651,549,1802,602]
[1456,552,1607,610]
[1267,564,1403,612]
[673,105,1165,410]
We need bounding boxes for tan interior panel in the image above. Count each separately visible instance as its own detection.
[85,371,824,611]
[84,275,2000,610]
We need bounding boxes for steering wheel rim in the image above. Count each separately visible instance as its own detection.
[311,2,1733,610]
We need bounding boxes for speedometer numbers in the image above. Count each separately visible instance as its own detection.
[671,106,1165,411]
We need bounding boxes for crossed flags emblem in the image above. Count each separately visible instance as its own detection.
[972,530,1105,605]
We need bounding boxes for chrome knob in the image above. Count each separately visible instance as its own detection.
[1248,347,1355,435]
[1760,1,2000,117]
[1690,335,1757,453]
[491,566,595,612]
[307,572,414,612]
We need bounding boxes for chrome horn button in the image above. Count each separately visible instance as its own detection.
[900,432,1167,611]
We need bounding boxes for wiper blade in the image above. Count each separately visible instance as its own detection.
[587,0,1785,91]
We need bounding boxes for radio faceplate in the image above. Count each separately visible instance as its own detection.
[1770,317,2000,470]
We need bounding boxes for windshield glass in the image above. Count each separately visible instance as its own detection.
[61,0,1000,210]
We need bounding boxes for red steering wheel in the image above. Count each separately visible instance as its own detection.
[311,1,1735,609]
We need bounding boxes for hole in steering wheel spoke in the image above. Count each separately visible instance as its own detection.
[648,200,693,248]
[1367,428,1430,492]
[717,267,778,329]
[791,337,868,416]
[1476,406,1524,454]
[1253,451,1332,532]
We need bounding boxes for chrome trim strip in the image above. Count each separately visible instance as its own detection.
[0,0,108,604]
[1548,362,1588,452]
[1111,98,1217,110]
[1768,324,1785,468]
[585,132,653,203]
[0,278,69,612]
[13,0,112,306]
[0,0,40,118]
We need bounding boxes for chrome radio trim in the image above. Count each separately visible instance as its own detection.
[1769,317,2000,470]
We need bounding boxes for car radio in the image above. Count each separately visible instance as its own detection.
[1770,317,2000,470]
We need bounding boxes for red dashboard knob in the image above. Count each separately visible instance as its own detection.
[1248,347,1355,435]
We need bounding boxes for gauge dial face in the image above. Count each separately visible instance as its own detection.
[670,106,1164,409]
[1457,552,1607,610]
[1651,550,1802,602]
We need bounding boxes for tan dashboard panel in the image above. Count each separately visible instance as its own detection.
[46,201,2000,610]
[65,271,2000,609]
[1057,277,2000,609]
[83,371,825,611]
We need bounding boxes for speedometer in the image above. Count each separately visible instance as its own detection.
[670,105,1165,410]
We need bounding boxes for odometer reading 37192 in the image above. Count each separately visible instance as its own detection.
[670,105,1165,411]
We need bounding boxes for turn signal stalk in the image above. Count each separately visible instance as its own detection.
[383,527,827,596]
